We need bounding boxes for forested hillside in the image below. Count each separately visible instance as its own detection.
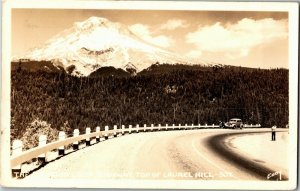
[11,64,288,141]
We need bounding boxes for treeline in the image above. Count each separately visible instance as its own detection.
[11,64,288,140]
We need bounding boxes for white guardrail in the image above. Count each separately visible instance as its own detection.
[11,123,261,177]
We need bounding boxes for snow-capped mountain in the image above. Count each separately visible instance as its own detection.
[15,16,196,76]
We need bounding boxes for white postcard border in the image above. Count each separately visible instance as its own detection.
[1,1,299,189]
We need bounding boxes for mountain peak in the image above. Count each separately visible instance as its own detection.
[16,16,199,76]
[85,16,108,24]
[74,16,121,33]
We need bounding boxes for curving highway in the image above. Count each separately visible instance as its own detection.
[21,128,288,181]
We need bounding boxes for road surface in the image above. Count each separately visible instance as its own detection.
[20,128,288,181]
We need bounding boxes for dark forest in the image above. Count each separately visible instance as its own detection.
[11,63,288,141]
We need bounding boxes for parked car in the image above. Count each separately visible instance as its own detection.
[225,118,243,129]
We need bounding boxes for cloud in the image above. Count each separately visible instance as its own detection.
[160,19,189,30]
[129,24,174,48]
[185,18,288,59]
[186,50,203,58]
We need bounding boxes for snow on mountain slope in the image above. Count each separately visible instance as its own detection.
[17,16,195,76]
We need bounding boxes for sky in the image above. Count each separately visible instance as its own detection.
[12,9,288,69]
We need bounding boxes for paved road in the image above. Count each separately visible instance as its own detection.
[21,128,288,181]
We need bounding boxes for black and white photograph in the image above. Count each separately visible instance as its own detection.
[0,0,298,190]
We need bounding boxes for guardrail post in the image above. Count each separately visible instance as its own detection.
[191,124,194,129]
[121,125,125,135]
[136,124,139,133]
[118,125,122,136]
[86,127,91,146]
[113,125,117,137]
[185,124,188,130]
[38,135,47,164]
[198,124,201,129]
[205,124,208,128]
[151,124,154,131]
[129,125,132,134]
[165,124,168,131]
[12,140,23,178]
[58,131,65,156]
[105,126,109,139]
[96,126,100,142]
[212,124,215,128]
[73,129,79,150]
[179,124,181,130]
[172,124,175,130]
[158,124,161,131]
[144,124,147,132]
